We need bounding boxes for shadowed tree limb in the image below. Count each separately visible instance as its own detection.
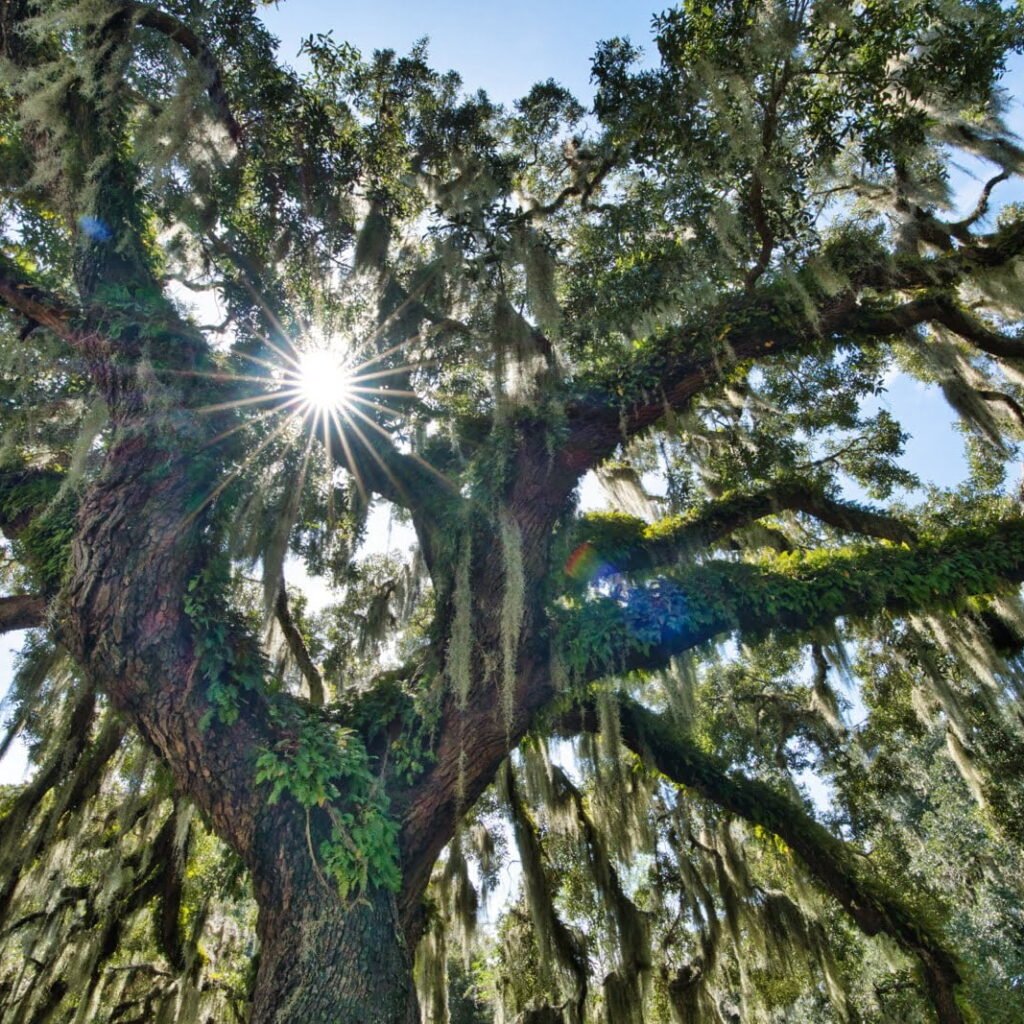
[945,172,1009,241]
[500,760,589,1021]
[0,594,46,633]
[0,256,93,354]
[928,300,1024,362]
[560,697,966,1024]
[274,584,325,706]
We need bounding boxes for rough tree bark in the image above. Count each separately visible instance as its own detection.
[49,392,432,1017]
[4,3,1024,1020]
[249,803,418,1024]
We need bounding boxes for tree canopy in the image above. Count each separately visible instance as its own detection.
[1,0,1024,1021]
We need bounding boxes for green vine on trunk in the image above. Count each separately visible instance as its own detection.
[183,559,266,728]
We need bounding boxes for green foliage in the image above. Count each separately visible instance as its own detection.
[254,707,401,901]
[3,0,1024,1019]
[5,473,76,592]
[560,517,1024,681]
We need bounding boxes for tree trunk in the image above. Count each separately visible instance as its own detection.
[250,880,418,1024]
[247,802,421,1023]
[62,427,423,1023]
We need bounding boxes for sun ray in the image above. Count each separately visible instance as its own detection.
[226,266,307,371]
[194,390,299,415]
[348,362,434,383]
[340,269,440,365]
[203,394,306,449]
[335,407,411,505]
[343,404,457,489]
[159,367,281,388]
[347,394,414,418]
[234,347,295,377]
[176,409,305,535]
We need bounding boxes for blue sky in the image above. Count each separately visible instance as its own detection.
[259,0,664,106]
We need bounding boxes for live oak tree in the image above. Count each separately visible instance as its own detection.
[2,0,1024,1021]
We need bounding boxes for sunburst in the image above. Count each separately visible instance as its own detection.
[292,347,356,415]
[177,322,442,528]
[172,265,458,534]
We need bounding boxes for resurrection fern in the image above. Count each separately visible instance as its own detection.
[183,559,266,728]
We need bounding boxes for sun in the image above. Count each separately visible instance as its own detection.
[293,346,355,414]
[188,322,442,521]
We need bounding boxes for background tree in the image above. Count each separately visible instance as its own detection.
[1,0,1024,1021]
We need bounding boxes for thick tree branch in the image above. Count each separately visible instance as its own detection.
[327,425,461,580]
[945,172,1009,241]
[928,299,1024,361]
[500,760,589,1016]
[560,698,965,1024]
[561,518,1024,678]
[0,594,46,633]
[558,215,1024,489]
[0,255,93,354]
[274,584,324,706]
[744,173,775,290]
[977,389,1024,429]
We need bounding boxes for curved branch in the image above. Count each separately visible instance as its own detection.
[128,3,242,145]
[514,152,618,222]
[562,697,965,1024]
[326,424,460,579]
[558,215,1024,489]
[274,584,324,706]
[569,482,916,579]
[558,287,887,485]
[977,389,1024,430]
[929,299,1024,361]
[945,172,1009,241]
[500,760,589,1015]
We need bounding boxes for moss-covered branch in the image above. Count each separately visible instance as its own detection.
[128,2,242,146]
[559,518,1024,678]
[0,465,76,597]
[563,697,967,1024]
[500,760,588,1019]
[274,584,324,706]
[568,482,916,579]
[557,215,1024,486]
